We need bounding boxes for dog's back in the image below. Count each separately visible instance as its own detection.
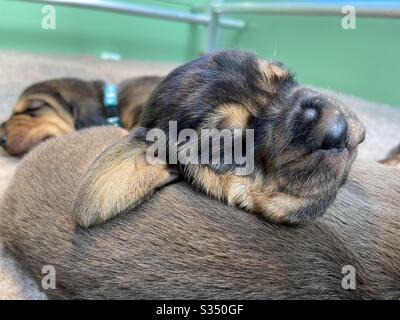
[0,127,399,299]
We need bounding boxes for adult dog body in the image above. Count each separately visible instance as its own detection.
[0,127,399,299]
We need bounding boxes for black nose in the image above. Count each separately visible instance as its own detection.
[321,114,348,150]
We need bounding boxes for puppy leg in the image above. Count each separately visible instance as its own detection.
[73,128,177,228]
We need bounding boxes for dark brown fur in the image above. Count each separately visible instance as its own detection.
[0,127,399,299]
[0,76,162,156]
[73,50,365,226]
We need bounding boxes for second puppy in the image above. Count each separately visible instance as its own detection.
[0,76,162,156]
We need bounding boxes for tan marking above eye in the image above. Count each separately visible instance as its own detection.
[203,104,251,130]
[13,96,32,113]
[14,94,74,129]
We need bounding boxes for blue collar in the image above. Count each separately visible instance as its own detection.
[103,84,121,127]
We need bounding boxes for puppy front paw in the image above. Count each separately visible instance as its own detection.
[72,128,178,228]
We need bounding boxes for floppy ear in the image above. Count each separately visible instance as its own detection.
[72,128,178,228]
[72,80,108,128]
[52,80,107,129]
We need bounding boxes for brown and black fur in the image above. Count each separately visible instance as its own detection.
[73,50,365,227]
[0,127,399,299]
[0,76,162,156]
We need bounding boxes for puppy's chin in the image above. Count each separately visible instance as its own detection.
[313,147,352,177]
[274,146,358,224]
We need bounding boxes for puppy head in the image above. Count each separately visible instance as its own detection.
[0,78,105,156]
[141,50,366,223]
[73,50,365,227]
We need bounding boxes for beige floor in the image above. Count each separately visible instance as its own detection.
[0,51,399,299]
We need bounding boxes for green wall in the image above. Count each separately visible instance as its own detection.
[0,0,206,61]
[0,0,399,107]
[222,11,400,108]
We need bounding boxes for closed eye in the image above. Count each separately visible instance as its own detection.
[26,107,42,115]
[16,100,48,117]
[25,109,39,117]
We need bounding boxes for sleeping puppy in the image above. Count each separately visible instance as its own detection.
[73,50,366,227]
[0,76,162,156]
[380,142,400,168]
